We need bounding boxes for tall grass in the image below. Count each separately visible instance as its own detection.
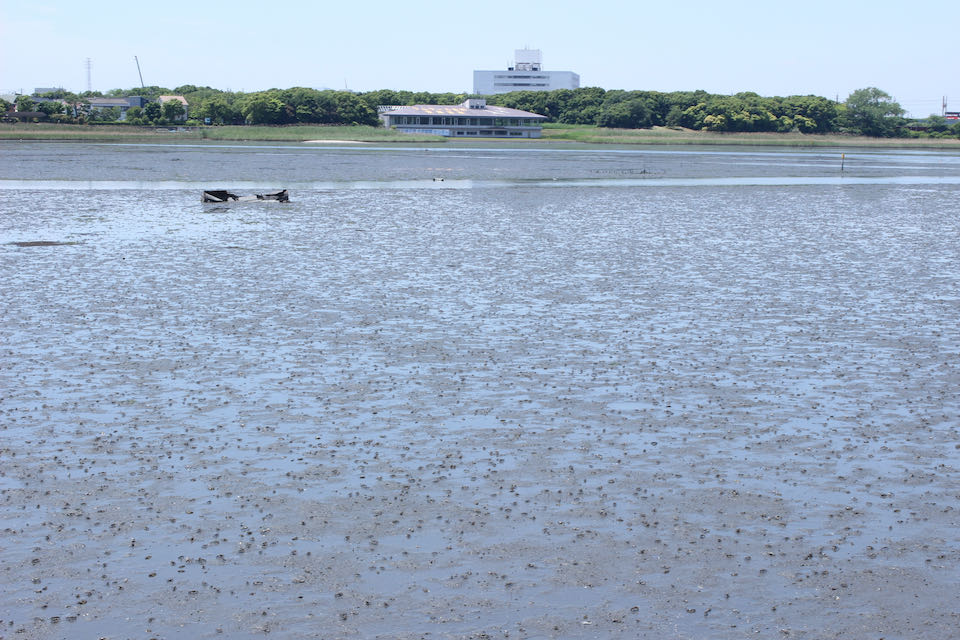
[198,125,443,143]
[0,123,443,143]
[3,122,960,149]
[541,124,960,148]
[0,123,202,141]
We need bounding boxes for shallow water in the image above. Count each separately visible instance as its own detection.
[2,141,959,639]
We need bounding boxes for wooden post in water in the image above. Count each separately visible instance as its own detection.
[841,153,845,173]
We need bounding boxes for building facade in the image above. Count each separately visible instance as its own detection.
[473,49,579,95]
[86,96,148,120]
[378,99,546,138]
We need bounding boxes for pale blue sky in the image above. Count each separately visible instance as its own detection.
[2,0,957,117]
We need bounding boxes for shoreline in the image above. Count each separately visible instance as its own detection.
[302,139,370,144]
[2,123,960,150]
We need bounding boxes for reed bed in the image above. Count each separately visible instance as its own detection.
[0,123,441,143]
[3,122,960,149]
[198,125,442,142]
[540,124,960,148]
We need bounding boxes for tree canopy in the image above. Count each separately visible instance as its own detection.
[840,87,905,137]
[487,88,842,133]
[161,99,186,122]
[12,84,935,138]
[15,95,36,112]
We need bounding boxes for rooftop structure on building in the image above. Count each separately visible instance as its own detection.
[473,49,579,95]
[378,99,547,138]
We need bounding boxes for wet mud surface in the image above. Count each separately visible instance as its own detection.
[1,143,959,638]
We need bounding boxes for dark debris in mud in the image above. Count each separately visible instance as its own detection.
[9,240,79,247]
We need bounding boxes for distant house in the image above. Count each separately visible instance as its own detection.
[87,98,131,114]
[86,97,147,121]
[158,95,189,121]
[378,99,547,138]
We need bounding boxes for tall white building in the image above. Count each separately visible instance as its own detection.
[473,49,580,95]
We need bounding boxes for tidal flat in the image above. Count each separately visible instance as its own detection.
[1,142,959,639]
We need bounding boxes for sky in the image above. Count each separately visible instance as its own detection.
[2,0,958,118]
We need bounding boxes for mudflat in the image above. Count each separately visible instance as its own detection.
[2,142,959,639]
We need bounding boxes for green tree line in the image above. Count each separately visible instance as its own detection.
[489,87,923,137]
[8,85,954,138]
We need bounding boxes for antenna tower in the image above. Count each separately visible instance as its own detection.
[85,58,92,92]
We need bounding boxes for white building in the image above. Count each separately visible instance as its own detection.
[378,99,546,138]
[473,49,580,95]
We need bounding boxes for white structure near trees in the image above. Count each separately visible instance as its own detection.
[473,49,580,95]
[378,99,546,138]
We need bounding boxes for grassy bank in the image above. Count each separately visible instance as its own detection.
[3,122,960,149]
[200,125,443,143]
[0,123,442,143]
[540,123,960,148]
